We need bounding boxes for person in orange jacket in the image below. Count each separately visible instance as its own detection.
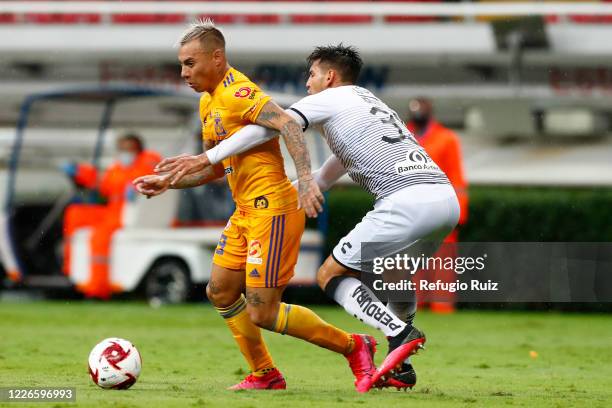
[62,133,161,299]
[406,97,468,313]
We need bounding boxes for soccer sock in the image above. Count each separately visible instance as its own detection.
[387,301,417,365]
[272,302,354,355]
[324,276,407,337]
[387,301,417,326]
[215,295,275,376]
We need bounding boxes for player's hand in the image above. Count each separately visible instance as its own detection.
[133,174,171,198]
[297,176,324,218]
[155,154,209,186]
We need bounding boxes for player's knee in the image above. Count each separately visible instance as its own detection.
[246,304,277,329]
[317,260,340,290]
[206,282,237,308]
[316,265,330,290]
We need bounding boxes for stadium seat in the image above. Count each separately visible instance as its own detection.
[111,14,186,24]
[23,13,101,24]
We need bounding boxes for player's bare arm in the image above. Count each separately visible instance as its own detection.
[134,165,223,197]
[255,100,324,218]
[157,125,276,185]
[156,153,212,185]
[135,141,225,196]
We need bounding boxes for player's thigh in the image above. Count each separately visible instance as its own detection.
[206,263,245,308]
[244,210,305,289]
[331,187,457,273]
[212,211,248,275]
[244,285,285,329]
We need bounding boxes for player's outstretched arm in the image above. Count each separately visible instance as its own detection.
[292,154,347,193]
[134,164,224,197]
[155,126,275,185]
[254,101,324,218]
[153,139,226,186]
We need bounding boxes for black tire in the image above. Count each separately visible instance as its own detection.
[144,258,191,305]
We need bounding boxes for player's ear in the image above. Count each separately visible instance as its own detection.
[326,69,336,86]
[212,48,224,65]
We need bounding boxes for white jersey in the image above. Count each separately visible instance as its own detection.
[290,86,450,199]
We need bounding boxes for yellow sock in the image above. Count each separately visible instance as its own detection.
[216,295,275,376]
[273,303,353,355]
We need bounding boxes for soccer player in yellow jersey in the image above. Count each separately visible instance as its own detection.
[134,20,377,392]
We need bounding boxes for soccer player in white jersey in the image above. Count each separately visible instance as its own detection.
[154,45,460,392]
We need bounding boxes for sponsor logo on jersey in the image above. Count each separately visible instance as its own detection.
[248,90,258,100]
[395,148,442,175]
[224,166,233,175]
[254,196,269,209]
[248,240,262,257]
[249,268,261,278]
[248,240,263,265]
[234,87,252,98]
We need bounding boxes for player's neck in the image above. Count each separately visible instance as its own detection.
[209,63,232,93]
[329,81,353,89]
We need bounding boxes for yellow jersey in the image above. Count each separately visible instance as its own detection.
[200,68,298,215]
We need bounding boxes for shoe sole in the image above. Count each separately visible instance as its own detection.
[364,336,425,392]
[375,376,415,391]
[227,378,287,390]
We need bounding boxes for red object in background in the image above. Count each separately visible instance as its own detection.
[408,119,468,312]
[74,163,98,190]
[63,150,161,299]
[111,13,185,24]
[408,120,468,226]
[290,15,373,24]
[23,13,101,24]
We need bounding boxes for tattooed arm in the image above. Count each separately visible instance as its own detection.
[169,140,225,188]
[254,100,324,218]
[134,140,225,196]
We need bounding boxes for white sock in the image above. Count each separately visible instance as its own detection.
[332,277,406,337]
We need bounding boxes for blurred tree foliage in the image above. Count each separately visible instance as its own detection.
[322,186,612,252]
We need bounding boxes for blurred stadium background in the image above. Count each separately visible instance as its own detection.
[1,1,612,302]
[1,1,612,406]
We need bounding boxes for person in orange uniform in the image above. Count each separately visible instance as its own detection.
[134,20,377,392]
[406,97,468,313]
[62,133,160,299]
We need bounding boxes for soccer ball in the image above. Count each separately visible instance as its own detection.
[88,338,141,389]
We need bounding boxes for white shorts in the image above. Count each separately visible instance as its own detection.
[332,183,460,271]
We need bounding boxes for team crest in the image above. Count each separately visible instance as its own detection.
[254,196,269,209]
[247,240,263,265]
[214,111,227,138]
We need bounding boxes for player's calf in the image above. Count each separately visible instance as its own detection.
[245,294,280,329]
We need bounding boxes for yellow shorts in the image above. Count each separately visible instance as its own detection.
[213,209,305,288]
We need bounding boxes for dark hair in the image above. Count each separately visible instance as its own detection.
[307,44,363,84]
[119,133,144,152]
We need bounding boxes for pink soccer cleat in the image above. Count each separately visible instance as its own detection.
[345,334,377,392]
[227,368,287,390]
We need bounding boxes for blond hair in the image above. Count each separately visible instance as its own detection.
[177,18,225,50]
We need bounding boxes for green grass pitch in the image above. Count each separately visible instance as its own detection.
[1,301,611,407]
